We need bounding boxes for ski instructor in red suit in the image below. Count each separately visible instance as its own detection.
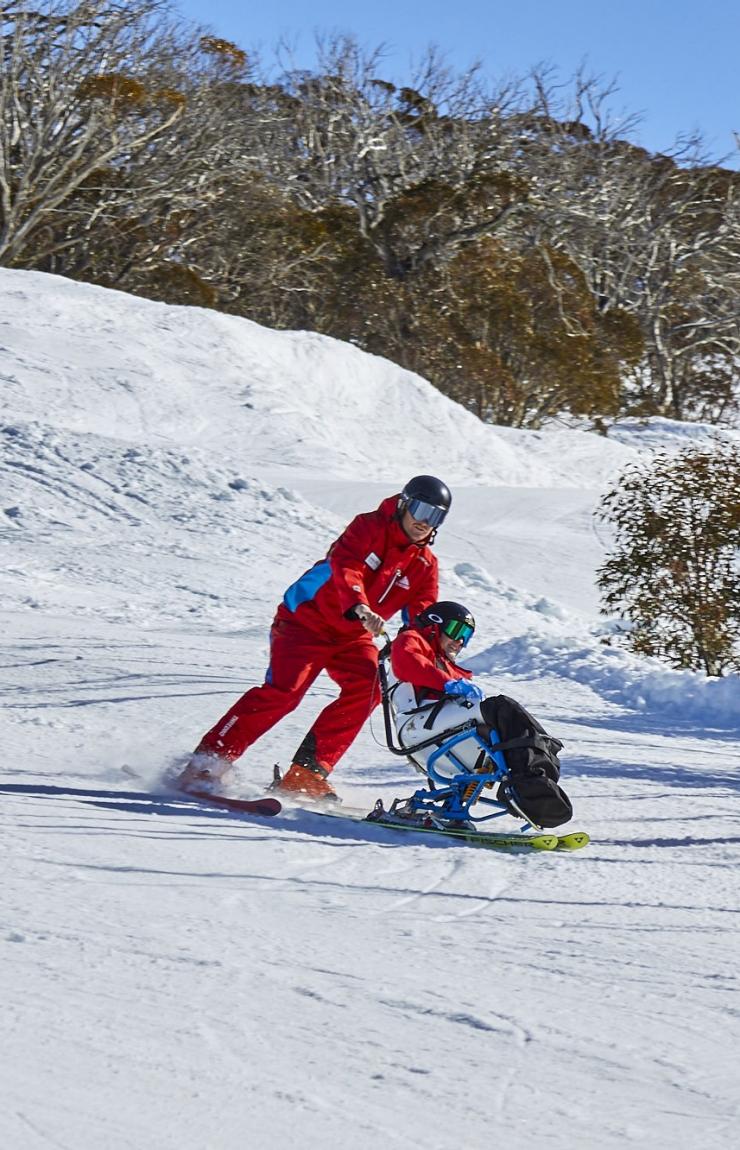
[177,476,451,800]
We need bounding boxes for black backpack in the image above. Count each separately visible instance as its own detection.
[479,695,573,828]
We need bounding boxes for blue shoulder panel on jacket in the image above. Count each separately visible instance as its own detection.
[282,560,332,613]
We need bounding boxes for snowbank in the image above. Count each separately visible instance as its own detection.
[469,632,740,729]
[1,268,639,488]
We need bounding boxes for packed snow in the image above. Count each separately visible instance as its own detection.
[1,269,739,1150]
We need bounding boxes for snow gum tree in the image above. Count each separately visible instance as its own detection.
[596,445,740,676]
[0,1,259,291]
[0,0,188,265]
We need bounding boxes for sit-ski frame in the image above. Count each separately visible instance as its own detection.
[377,640,538,830]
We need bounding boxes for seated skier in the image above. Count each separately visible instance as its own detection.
[389,601,573,828]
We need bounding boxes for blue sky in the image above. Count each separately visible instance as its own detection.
[173,0,738,167]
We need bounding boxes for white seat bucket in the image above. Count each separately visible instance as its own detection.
[391,687,487,781]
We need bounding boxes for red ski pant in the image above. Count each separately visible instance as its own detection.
[197,615,381,772]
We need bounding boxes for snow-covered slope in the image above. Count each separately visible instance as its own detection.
[2,268,640,485]
[1,269,739,1150]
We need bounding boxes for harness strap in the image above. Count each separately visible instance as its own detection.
[422,697,450,730]
[402,701,439,719]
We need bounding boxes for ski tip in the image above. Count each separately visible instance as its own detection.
[186,791,283,817]
[556,831,590,850]
[249,797,283,816]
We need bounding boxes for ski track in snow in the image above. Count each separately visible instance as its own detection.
[1,269,739,1150]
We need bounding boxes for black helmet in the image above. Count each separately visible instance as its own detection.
[398,475,451,529]
[416,600,476,647]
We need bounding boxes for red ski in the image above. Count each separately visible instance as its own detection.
[185,791,282,817]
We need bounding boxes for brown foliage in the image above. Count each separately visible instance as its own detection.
[199,36,248,70]
[4,14,737,430]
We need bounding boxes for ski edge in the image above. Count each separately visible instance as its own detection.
[367,818,560,850]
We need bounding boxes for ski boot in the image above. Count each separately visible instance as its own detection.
[175,751,233,795]
[273,762,339,802]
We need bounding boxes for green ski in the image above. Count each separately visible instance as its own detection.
[369,819,561,850]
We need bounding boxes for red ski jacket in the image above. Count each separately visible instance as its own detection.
[391,624,473,700]
[276,495,438,638]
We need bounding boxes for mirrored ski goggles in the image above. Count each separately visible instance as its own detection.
[442,618,475,646]
[405,498,447,528]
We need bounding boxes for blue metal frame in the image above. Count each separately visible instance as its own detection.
[375,640,531,829]
[404,726,514,825]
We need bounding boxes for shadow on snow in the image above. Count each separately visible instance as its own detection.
[563,754,740,792]
[2,782,740,852]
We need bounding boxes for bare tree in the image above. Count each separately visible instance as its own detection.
[0,0,187,266]
[517,74,740,421]
[240,36,534,280]
[57,31,263,293]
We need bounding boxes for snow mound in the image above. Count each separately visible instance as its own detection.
[451,561,571,622]
[0,419,341,627]
[442,561,739,729]
[0,420,331,542]
[606,416,739,453]
[468,632,740,729]
[1,268,638,488]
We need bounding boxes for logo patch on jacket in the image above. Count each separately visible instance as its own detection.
[364,552,381,570]
[397,575,410,589]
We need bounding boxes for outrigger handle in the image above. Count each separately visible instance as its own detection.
[376,631,392,658]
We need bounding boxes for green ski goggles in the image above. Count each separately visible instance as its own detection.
[442,618,475,646]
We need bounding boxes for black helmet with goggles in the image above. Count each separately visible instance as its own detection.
[399,475,451,530]
[416,601,476,647]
